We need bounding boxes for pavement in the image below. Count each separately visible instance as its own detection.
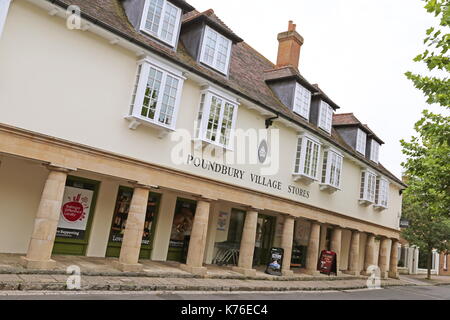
[0,253,449,293]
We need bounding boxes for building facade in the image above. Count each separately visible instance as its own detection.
[0,0,405,278]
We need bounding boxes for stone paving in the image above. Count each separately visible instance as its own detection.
[1,253,448,292]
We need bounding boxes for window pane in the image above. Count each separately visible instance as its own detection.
[206,96,222,142]
[203,28,217,66]
[145,0,164,35]
[158,75,179,126]
[141,67,163,120]
[160,2,178,44]
[294,138,302,173]
[216,35,230,72]
[196,94,206,138]
[303,140,312,176]
[294,84,311,119]
[130,64,142,114]
[219,102,235,146]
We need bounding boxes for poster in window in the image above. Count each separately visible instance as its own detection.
[108,188,159,246]
[169,200,196,248]
[56,186,94,240]
[217,211,228,231]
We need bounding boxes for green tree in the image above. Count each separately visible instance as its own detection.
[401,0,450,279]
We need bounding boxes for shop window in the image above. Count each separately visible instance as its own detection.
[195,86,239,149]
[106,187,161,258]
[167,198,197,263]
[126,57,185,132]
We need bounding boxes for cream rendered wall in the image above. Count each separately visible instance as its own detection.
[0,1,402,233]
[0,156,47,253]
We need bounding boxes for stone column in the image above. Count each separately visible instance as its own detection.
[305,221,321,275]
[330,227,342,273]
[281,215,295,276]
[113,185,151,272]
[180,199,212,276]
[363,233,376,275]
[345,231,361,275]
[389,239,400,279]
[378,237,391,279]
[232,209,258,277]
[21,164,74,269]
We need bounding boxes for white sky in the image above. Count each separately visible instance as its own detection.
[188,0,439,178]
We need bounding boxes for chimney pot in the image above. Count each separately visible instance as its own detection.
[276,21,304,69]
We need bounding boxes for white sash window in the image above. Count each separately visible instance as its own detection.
[356,128,367,155]
[320,148,343,191]
[359,170,377,204]
[370,140,380,163]
[140,0,182,47]
[318,101,333,133]
[196,87,238,149]
[127,57,184,131]
[375,177,389,209]
[293,134,321,182]
[199,26,232,74]
[293,83,311,120]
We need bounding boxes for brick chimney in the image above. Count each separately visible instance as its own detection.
[276,21,304,69]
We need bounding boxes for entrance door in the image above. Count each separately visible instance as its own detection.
[253,215,275,266]
[105,187,162,259]
[52,176,100,256]
[167,198,197,263]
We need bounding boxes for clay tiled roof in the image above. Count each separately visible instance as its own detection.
[42,0,404,187]
[333,113,385,144]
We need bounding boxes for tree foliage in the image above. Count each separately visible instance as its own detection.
[401,0,450,279]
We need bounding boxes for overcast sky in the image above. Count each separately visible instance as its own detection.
[188,0,439,178]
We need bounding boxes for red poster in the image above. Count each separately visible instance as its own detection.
[317,250,337,275]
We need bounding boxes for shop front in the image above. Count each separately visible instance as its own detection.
[290,219,311,269]
[52,176,99,256]
[105,186,161,259]
[253,214,276,267]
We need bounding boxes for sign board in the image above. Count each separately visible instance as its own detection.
[265,247,284,276]
[56,186,94,240]
[317,250,337,275]
[399,219,410,228]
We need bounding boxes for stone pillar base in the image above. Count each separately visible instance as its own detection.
[281,270,294,277]
[380,271,389,279]
[343,270,361,276]
[180,264,207,276]
[304,269,321,276]
[20,256,56,270]
[112,260,143,272]
[232,266,257,277]
[388,271,399,279]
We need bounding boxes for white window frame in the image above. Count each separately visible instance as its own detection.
[293,83,311,120]
[370,140,380,163]
[195,86,239,150]
[318,100,333,133]
[356,128,367,155]
[0,0,11,39]
[199,25,233,75]
[359,169,377,205]
[293,134,322,182]
[126,57,185,131]
[375,177,389,209]
[320,148,343,192]
[140,0,182,47]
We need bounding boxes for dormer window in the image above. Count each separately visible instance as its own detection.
[199,26,232,74]
[140,0,182,47]
[356,128,367,155]
[370,140,380,163]
[318,101,333,133]
[293,83,311,120]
